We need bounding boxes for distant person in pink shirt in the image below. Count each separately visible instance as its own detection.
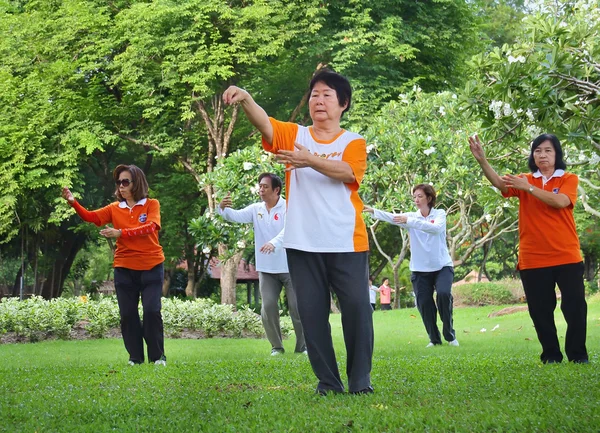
[379,278,394,310]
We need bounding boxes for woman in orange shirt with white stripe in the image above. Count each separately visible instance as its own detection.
[469,133,588,364]
[62,164,166,366]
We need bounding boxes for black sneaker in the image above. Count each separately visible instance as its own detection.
[350,386,374,395]
[315,387,343,396]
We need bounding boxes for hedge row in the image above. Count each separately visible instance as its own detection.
[0,296,292,343]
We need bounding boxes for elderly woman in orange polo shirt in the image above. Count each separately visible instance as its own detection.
[469,133,588,364]
[62,164,166,366]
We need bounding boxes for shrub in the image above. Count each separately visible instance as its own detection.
[453,282,518,306]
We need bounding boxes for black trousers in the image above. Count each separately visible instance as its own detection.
[411,266,456,345]
[286,249,373,393]
[114,263,165,363]
[519,262,588,363]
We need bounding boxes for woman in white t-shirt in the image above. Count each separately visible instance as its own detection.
[365,184,458,348]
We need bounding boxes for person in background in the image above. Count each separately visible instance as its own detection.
[217,172,305,357]
[222,69,374,395]
[369,277,379,310]
[469,133,588,364]
[62,164,166,366]
[365,184,459,348]
[378,278,394,311]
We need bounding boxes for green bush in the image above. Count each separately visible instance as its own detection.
[453,282,518,306]
[0,295,287,343]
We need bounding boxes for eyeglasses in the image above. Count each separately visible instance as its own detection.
[116,179,132,187]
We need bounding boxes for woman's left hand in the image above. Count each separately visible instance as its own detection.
[100,226,121,238]
[276,143,313,171]
[501,174,529,191]
[393,215,408,224]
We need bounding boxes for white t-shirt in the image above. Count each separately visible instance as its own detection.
[217,197,288,273]
[262,119,369,253]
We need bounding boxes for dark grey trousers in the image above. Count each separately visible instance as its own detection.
[258,272,305,353]
[286,249,373,393]
[114,263,165,363]
[411,266,455,345]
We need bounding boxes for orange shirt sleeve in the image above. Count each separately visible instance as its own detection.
[92,203,116,226]
[560,173,579,208]
[145,199,162,229]
[262,118,299,153]
[342,138,367,191]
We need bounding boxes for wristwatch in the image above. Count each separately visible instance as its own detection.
[528,185,534,194]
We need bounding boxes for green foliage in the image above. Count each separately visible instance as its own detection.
[463,0,600,215]
[0,295,280,342]
[453,282,518,306]
[362,90,517,270]
[190,146,283,260]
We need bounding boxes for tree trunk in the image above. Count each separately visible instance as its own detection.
[185,265,196,298]
[218,245,243,307]
[39,230,87,299]
[584,253,598,282]
[162,268,171,296]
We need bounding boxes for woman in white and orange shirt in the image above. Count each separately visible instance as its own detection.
[470,133,588,364]
[62,164,166,366]
[222,70,373,395]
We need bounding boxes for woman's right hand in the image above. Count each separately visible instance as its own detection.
[363,205,374,214]
[62,187,75,204]
[222,86,250,105]
[468,134,486,162]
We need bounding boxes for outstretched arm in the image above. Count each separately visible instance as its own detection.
[223,86,273,145]
[468,134,508,194]
[62,187,102,226]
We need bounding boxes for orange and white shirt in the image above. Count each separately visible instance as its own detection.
[262,118,369,253]
[502,170,582,270]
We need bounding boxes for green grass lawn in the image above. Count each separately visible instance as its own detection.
[1,295,599,433]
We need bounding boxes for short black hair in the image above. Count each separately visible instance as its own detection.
[381,277,389,285]
[308,69,352,116]
[258,172,282,196]
[528,133,567,172]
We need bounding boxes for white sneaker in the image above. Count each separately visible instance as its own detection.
[426,342,436,348]
[448,339,460,347]
[154,359,167,366]
[128,360,136,366]
[270,349,284,356]
[301,350,308,355]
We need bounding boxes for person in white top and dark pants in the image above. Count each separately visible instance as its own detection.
[365,184,458,348]
[218,173,305,356]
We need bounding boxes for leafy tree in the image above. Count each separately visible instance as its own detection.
[190,146,282,305]
[362,90,518,305]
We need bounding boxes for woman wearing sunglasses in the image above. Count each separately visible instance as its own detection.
[62,164,166,366]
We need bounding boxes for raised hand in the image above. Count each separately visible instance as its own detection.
[222,86,250,105]
[62,187,75,204]
[219,192,233,211]
[468,134,486,162]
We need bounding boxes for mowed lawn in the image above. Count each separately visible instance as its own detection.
[1,295,599,433]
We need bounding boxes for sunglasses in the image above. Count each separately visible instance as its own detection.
[116,179,132,187]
